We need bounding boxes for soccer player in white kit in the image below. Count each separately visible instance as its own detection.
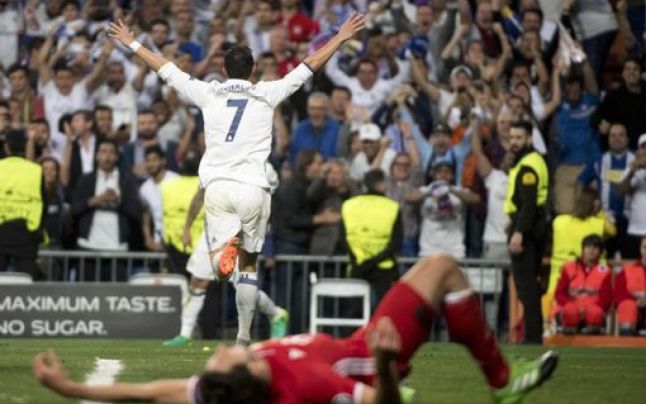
[108,13,366,344]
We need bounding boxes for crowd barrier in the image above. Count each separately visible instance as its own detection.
[29,250,510,339]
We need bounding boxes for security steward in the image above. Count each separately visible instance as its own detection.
[342,169,402,305]
[0,130,45,279]
[161,147,204,277]
[504,120,549,344]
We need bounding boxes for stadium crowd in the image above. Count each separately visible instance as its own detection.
[1,0,646,337]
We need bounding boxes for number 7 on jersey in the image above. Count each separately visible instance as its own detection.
[225,99,248,142]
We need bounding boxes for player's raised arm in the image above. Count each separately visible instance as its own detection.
[108,19,211,108]
[33,351,190,403]
[303,13,365,71]
[108,19,169,72]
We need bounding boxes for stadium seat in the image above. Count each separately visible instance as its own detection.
[309,278,371,334]
[128,273,189,301]
[0,272,33,284]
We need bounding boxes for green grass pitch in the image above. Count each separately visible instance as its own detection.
[1,339,645,403]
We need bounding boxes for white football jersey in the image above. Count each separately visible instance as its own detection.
[158,63,313,188]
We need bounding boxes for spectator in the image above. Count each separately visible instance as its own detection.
[578,122,634,259]
[37,36,111,159]
[413,160,480,258]
[545,186,615,330]
[236,0,277,57]
[121,109,179,180]
[290,92,340,163]
[342,169,402,305]
[326,56,409,116]
[470,119,511,261]
[152,98,189,145]
[618,135,646,258]
[173,10,203,62]
[384,122,423,257]
[350,123,396,182]
[307,159,355,255]
[0,101,9,158]
[0,0,20,69]
[147,18,172,54]
[614,237,646,336]
[139,145,179,253]
[25,119,53,161]
[554,235,612,335]
[553,62,599,215]
[278,0,320,44]
[566,0,618,83]
[40,156,71,249]
[72,139,142,279]
[0,130,45,280]
[7,64,44,125]
[92,60,138,141]
[593,57,646,149]
[61,110,98,192]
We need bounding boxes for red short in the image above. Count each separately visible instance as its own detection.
[349,282,435,370]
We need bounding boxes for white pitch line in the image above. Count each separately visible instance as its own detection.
[80,358,124,404]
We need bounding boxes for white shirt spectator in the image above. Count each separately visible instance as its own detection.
[325,53,409,115]
[77,170,127,251]
[243,18,272,57]
[418,183,466,258]
[40,80,92,160]
[0,6,21,69]
[624,168,646,236]
[139,170,179,243]
[158,61,313,189]
[483,169,509,244]
[93,81,138,141]
[79,136,96,175]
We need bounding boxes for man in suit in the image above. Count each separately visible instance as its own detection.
[71,139,142,280]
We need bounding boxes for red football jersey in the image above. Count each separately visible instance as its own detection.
[251,333,373,404]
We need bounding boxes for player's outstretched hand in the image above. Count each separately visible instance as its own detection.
[33,350,70,393]
[337,12,366,42]
[108,19,135,47]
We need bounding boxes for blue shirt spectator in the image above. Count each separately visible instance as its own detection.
[290,92,340,163]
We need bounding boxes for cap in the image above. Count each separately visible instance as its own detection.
[450,64,473,80]
[359,123,382,141]
[639,133,646,147]
[431,122,452,136]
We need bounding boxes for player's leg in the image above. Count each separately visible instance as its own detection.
[232,184,272,345]
[581,303,605,334]
[204,183,243,279]
[560,301,582,333]
[164,234,213,347]
[617,299,638,335]
[385,255,558,402]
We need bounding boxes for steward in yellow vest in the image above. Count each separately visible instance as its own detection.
[341,169,402,305]
[504,120,549,344]
[161,148,203,276]
[0,130,44,279]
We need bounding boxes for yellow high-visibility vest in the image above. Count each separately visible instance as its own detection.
[341,194,399,270]
[0,156,43,231]
[161,176,203,254]
[504,151,548,215]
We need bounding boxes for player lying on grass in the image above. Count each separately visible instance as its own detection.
[34,254,559,403]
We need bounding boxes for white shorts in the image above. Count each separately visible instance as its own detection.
[204,180,271,254]
[187,232,243,284]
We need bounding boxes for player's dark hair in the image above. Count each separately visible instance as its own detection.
[510,120,533,136]
[224,45,254,80]
[197,367,270,404]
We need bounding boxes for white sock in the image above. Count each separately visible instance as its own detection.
[180,289,206,338]
[256,289,279,320]
[235,272,258,345]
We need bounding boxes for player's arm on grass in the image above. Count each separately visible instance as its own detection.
[108,19,211,108]
[302,12,365,71]
[33,350,189,403]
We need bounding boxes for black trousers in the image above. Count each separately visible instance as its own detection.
[351,267,399,309]
[166,245,191,278]
[510,234,544,344]
[0,254,44,280]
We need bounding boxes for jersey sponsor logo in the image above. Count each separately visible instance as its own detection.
[288,348,306,360]
[521,172,537,185]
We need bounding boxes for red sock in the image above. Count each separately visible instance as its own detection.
[442,293,509,388]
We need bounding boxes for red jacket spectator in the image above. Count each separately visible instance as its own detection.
[277,11,319,44]
[614,258,646,335]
